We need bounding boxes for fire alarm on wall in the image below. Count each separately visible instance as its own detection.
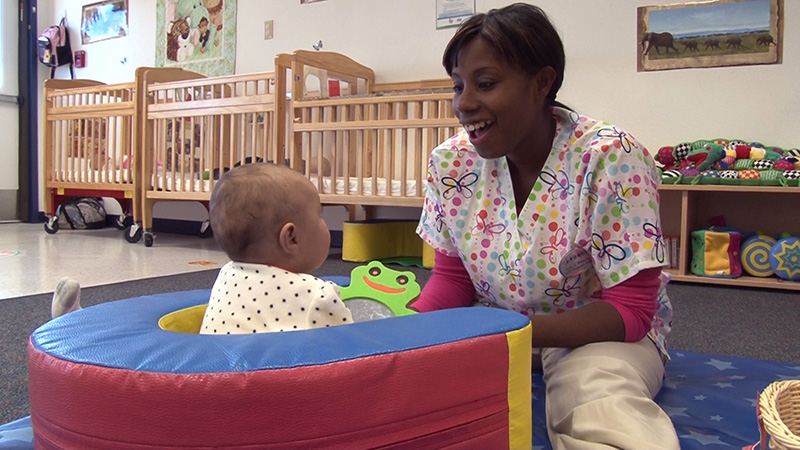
[74,50,86,68]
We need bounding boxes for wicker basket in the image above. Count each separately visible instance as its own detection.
[759,380,800,449]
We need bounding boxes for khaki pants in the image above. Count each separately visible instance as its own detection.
[539,338,680,449]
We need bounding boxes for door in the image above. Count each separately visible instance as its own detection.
[0,1,20,221]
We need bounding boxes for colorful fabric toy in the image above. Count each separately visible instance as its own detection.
[674,142,692,161]
[340,261,421,320]
[691,228,743,278]
[740,234,777,278]
[656,146,676,167]
[768,237,800,281]
[685,143,725,171]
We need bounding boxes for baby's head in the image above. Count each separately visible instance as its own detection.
[209,163,330,273]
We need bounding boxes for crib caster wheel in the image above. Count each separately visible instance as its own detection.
[144,232,155,247]
[115,215,133,230]
[124,224,142,244]
[44,216,59,234]
[199,220,212,239]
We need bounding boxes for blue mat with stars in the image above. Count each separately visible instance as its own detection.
[2,349,797,448]
[532,350,798,449]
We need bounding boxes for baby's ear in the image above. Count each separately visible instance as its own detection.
[278,222,299,254]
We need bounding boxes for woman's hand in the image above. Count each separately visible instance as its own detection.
[531,301,625,348]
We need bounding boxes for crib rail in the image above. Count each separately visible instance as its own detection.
[44,81,137,190]
[143,71,278,201]
[277,50,460,208]
[292,92,459,206]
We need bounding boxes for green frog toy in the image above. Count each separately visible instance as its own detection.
[340,261,420,321]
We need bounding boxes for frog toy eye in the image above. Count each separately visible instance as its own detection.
[396,275,408,285]
[369,267,381,277]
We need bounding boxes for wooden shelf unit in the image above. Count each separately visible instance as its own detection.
[658,184,800,291]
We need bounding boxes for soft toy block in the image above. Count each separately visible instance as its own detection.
[691,228,743,278]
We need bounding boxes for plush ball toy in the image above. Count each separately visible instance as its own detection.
[656,146,676,168]
[768,236,800,281]
[741,234,777,278]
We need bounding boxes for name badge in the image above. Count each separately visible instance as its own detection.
[559,246,593,277]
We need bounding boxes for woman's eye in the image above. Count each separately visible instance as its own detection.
[452,85,463,94]
[478,81,495,90]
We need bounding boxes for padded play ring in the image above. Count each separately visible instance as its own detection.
[769,237,800,281]
[28,289,532,449]
[740,235,777,278]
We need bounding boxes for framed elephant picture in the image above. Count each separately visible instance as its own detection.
[637,0,782,72]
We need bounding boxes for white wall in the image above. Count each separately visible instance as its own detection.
[39,0,800,224]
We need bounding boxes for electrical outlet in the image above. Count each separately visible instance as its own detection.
[264,20,274,40]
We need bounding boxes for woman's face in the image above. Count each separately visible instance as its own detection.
[451,37,553,163]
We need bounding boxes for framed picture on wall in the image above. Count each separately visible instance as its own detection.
[154,0,237,77]
[80,0,129,45]
[637,0,783,72]
[436,0,475,30]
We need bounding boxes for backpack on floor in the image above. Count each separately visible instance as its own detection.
[37,18,74,79]
[57,197,106,230]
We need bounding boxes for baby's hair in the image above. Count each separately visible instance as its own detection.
[210,163,308,261]
[443,2,565,106]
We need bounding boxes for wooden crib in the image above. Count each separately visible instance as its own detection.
[139,70,280,246]
[275,50,461,220]
[41,67,204,242]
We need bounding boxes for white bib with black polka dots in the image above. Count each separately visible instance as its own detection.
[200,261,352,334]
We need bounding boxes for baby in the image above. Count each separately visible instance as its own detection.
[200,163,352,334]
[49,163,352,332]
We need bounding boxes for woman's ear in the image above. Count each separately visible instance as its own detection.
[278,222,300,255]
[533,66,556,99]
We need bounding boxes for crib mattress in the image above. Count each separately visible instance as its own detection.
[309,174,424,197]
[51,170,132,185]
[152,173,425,197]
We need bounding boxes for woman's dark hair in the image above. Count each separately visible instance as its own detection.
[443,2,565,106]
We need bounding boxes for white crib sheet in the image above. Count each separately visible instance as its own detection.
[152,172,424,197]
[308,175,424,197]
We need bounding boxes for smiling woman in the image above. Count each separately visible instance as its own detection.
[415,3,680,448]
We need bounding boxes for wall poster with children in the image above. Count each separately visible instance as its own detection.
[155,0,236,76]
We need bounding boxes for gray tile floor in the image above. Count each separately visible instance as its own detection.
[0,222,227,300]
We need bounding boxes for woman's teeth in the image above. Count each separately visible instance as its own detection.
[465,121,489,132]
